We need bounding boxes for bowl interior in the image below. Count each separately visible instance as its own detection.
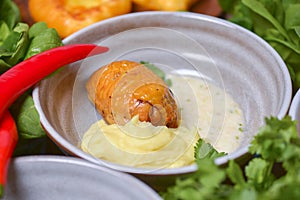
[33,12,291,174]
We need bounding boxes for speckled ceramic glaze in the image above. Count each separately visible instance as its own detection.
[32,12,292,190]
[1,156,161,200]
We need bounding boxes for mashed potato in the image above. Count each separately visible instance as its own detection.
[81,74,244,168]
[81,116,198,168]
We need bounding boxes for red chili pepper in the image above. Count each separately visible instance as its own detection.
[0,44,109,117]
[0,44,109,197]
[0,110,18,197]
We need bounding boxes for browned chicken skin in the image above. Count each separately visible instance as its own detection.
[86,60,179,128]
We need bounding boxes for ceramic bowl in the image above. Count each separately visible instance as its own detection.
[1,156,161,200]
[32,12,292,190]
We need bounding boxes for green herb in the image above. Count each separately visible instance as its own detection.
[4,23,30,67]
[140,61,172,87]
[10,91,46,139]
[0,0,20,30]
[162,116,300,199]
[219,0,300,89]
[25,22,62,59]
[194,139,226,162]
[162,139,226,199]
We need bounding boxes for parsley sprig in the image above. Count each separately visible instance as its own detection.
[163,116,300,200]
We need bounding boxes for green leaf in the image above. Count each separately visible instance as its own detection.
[218,0,241,14]
[295,70,300,89]
[164,116,300,199]
[245,158,274,191]
[10,93,46,139]
[226,160,246,187]
[285,4,300,30]
[285,4,300,46]
[295,26,300,38]
[249,116,298,162]
[162,158,226,200]
[194,138,226,162]
[0,23,30,67]
[197,158,226,188]
[242,0,290,40]
[140,61,172,87]
[264,34,300,54]
[0,31,20,57]
[228,187,258,200]
[221,0,300,88]
[228,1,253,30]
[0,21,10,45]
[28,22,49,39]
[281,143,300,171]
[5,23,30,66]
[25,26,62,59]
[0,0,20,30]
[0,58,11,73]
[266,168,300,200]
[0,184,3,198]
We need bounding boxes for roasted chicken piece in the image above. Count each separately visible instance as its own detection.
[86,60,179,128]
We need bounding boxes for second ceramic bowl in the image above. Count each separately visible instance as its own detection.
[1,156,161,200]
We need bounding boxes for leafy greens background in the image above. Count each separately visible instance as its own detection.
[220,0,300,90]
[0,0,63,154]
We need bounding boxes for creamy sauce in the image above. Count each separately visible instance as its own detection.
[169,74,244,153]
[81,74,244,168]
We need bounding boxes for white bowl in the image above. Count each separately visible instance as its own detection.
[1,156,161,200]
[32,11,292,189]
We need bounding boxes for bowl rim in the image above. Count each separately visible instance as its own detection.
[33,11,292,175]
[289,88,300,120]
[6,155,162,199]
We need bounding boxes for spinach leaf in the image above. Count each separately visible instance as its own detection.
[10,92,46,139]
[25,22,62,59]
[0,5,28,70]
[0,0,20,30]
[28,21,49,38]
[11,23,62,139]
[5,23,30,66]
[0,21,10,45]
